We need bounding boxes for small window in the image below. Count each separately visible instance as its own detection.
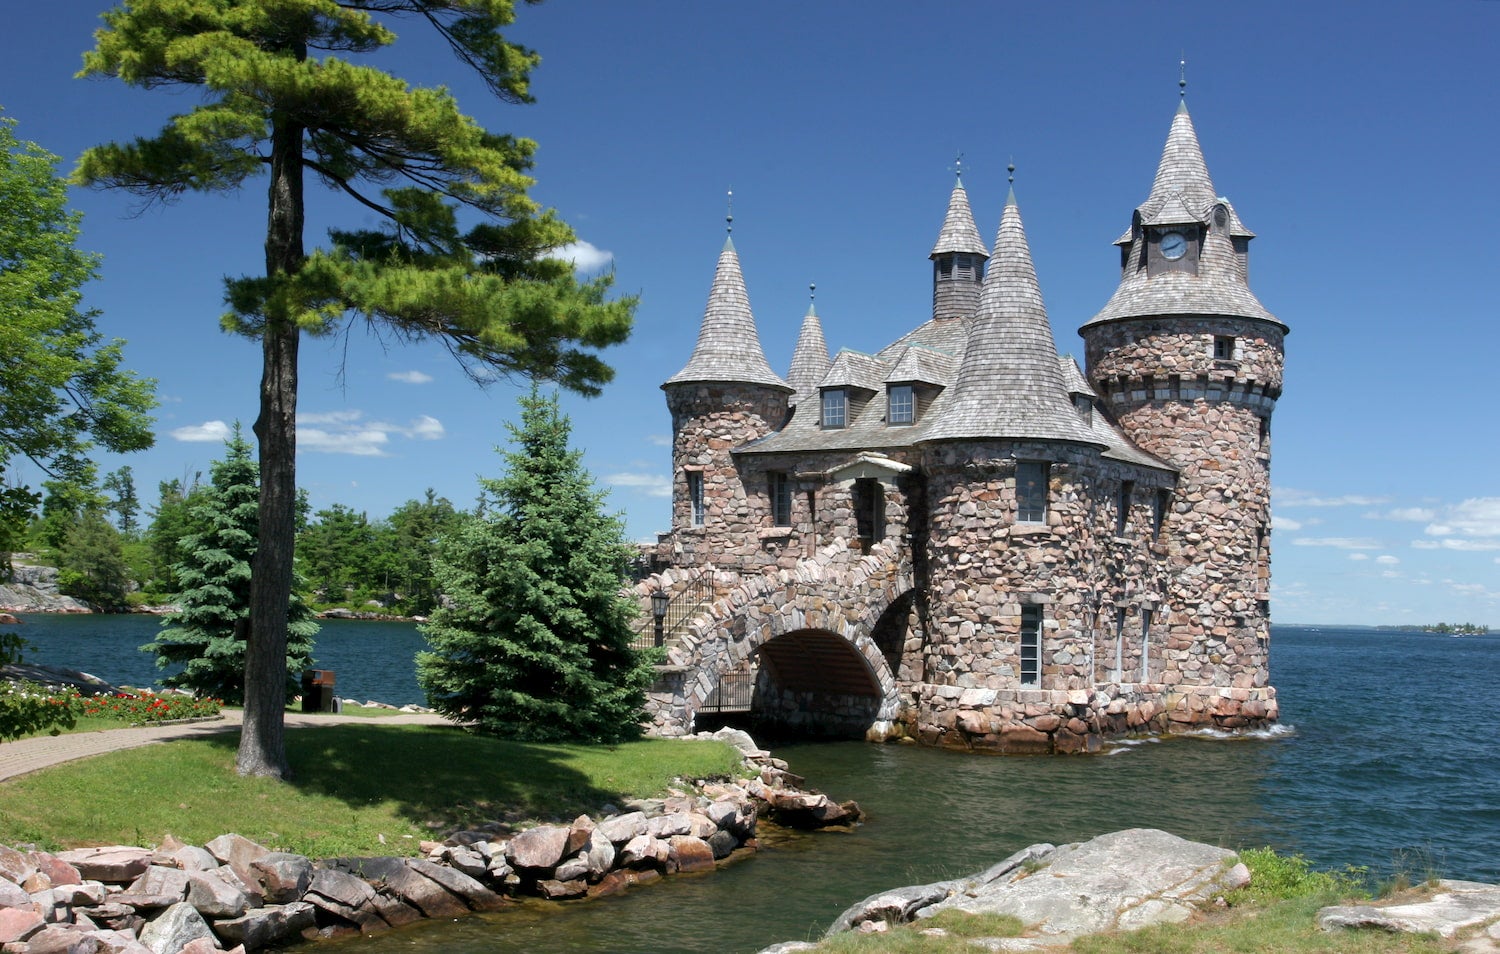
[1020,605,1042,687]
[821,389,847,429]
[1016,461,1049,523]
[1116,481,1134,536]
[955,255,972,277]
[1074,394,1093,425]
[1112,606,1127,682]
[770,471,792,527]
[1213,335,1236,361]
[1152,489,1171,540]
[853,477,886,545]
[687,471,705,527]
[936,258,953,278]
[1140,608,1154,683]
[888,384,914,425]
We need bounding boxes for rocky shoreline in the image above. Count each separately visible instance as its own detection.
[0,729,861,954]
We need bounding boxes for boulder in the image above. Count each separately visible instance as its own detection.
[506,825,570,871]
[302,868,385,933]
[88,928,155,954]
[0,907,45,944]
[16,923,102,953]
[55,848,151,885]
[404,859,504,912]
[138,901,214,954]
[185,868,251,919]
[598,812,648,844]
[553,855,590,884]
[126,867,189,902]
[535,879,586,900]
[248,852,312,903]
[327,857,467,920]
[0,845,35,884]
[28,852,82,887]
[0,875,31,908]
[213,901,316,949]
[583,829,616,878]
[203,834,271,891]
[667,836,715,874]
[1317,880,1500,939]
[563,815,594,857]
[160,846,219,873]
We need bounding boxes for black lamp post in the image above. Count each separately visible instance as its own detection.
[651,590,670,647]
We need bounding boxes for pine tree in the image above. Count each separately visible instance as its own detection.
[417,388,653,743]
[143,427,316,704]
[77,1,635,778]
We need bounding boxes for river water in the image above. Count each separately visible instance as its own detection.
[9,615,1499,952]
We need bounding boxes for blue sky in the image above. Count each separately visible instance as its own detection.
[2,2,1496,627]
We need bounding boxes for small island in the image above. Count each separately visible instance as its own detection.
[1376,622,1490,636]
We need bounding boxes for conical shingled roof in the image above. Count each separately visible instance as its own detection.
[787,300,831,406]
[1086,103,1283,330]
[664,236,791,390]
[929,176,990,259]
[922,191,1101,446]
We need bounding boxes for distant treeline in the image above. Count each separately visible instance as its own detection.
[1376,622,1491,635]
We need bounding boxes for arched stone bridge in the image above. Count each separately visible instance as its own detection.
[642,540,916,739]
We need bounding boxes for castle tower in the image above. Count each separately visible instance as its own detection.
[786,288,831,408]
[661,223,792,564]
[1079,99,1287,692]
[921,187,1105,694]
[929,169,990,320]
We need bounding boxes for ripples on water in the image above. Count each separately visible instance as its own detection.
[11,618,1499,952]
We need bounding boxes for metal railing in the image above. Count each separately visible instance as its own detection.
[631,573,714,651]
[699,669,755,713]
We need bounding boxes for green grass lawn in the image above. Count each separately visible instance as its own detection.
[0,723,742,858]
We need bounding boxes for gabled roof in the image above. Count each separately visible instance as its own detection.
[921,190,1102,446]
[929,176,990,259]
[886,345,959,387]
[787,300,831,406]
[664,236,791,390]
[1059,356,1097,398]
[820,349,887,393]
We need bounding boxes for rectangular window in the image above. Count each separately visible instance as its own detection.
[1113,606,1127,682]
[888,384,914,425]
[769,471,792,527]
[821,388,847,429]
[1140,608,1154,683]
[1020,605,1042,687]
[1213,335,1236,360]
[687,471,704,527]
[1016,461,1049,523]
[1116,481,1134,536]
[1152,489,1170,540]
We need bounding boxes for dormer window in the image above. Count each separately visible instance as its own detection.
[888,384,914,425]
[821,388,848,429]
[1073,394,1092,425]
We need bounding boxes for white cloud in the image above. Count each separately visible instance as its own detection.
[1272,514,1303,532]
[646,434,673,447]
[387,370,433,385]
[1277,490,1391,508]
[295,410,445,456]
[1381,570,1401,579]
[1375,555,1400,565]
[1426,498,1500,540]
[1372,507,1436,522]
[1348,553,1369,561]
[546,240,614,274]
[170,420,232,443]
[1291,537,1381,550]
[1411,538,1500,553]
[607,472,672,498]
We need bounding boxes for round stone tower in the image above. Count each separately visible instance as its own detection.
[1079,100,1287,694]
[661,229,792,568]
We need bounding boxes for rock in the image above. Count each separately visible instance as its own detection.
[667,836,715,873]
[248,852,312,903]
[89,928,155,954]
[138,901,214,954]
[184,868,251,919]
[707,830,738,860]
[554,855,590,883]
[303,868,385,933]
[203,835,270,895]
[28,852,82,887]
[583,829,616,878]
[126,867,189,902]
[0,845,36,884]
[0,875,31,907]
[327,857,467,920]
[17,923,102,953]
[619,835,658,868]
[564,815,594,857]
[598,812,648,844]
[160,846,218,873]
[213,901,316,949]
[506,825,570,871]
[1318,880,1500,939]
[404,859,504,912]
[535,879,586,900]
[0,907,45,944]
[55,848,151,885]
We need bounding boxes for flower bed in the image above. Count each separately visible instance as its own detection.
[0,684,222,740]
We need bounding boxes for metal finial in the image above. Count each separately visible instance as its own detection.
[809,282,816,302]
[1007,160,1015,185]
[954,152,964,181]
[1179,57,1187,98]
[726,189,733,234]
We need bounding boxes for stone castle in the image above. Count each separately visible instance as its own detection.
[641,97,1285,753]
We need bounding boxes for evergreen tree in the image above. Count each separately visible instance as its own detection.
[58,510,131,610]
[101,466,141,536]
[417,388,652,743]
[77,0,635,778]
[143,427,316,704]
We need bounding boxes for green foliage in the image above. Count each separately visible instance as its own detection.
[76,690,221,724]
[1230,847,1369,906]
[0,630,26,666]
[141,475,206,594]
[57,510,131,610]
[0,113,156,539]
[141,427,317,704]
[418,388,655,743]
[0,682,79,742]
[297,489,460,614]
[101,466,141,536]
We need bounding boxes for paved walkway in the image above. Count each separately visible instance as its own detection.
[0,709,448,782]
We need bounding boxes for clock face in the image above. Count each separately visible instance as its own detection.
[1160,231,1188,261]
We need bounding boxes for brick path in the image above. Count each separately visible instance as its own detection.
[0,709,447,782]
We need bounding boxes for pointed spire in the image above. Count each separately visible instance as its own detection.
[929,169,989,259]
[1139,102,1217,224]
[664,219,790,391]
[787,283,831,406]
[923,190,1100,445]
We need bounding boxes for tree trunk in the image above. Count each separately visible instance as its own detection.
[238,108,305,780]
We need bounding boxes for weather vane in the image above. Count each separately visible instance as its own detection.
[1007,159,1015,185]
[1180,56,1187,98]
[726,189,733,234]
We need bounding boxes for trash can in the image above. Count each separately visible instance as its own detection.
[300,669,336,713]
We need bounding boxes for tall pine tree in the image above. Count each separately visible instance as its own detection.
[417,388,652,742]
[76,2,634,777]
[143,427,316,704]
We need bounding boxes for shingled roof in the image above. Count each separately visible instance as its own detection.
[930,175,990,259]
[1087,102,1282,330]
[787,299,831,406]
[921,190,1102,446]
[664,236,791,390]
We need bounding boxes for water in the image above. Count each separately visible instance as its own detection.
[6,617,1498,951]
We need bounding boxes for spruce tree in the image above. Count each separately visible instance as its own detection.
[143,427,316,704]
[417,388,653,742]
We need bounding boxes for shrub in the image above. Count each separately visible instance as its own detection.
[77,691,221,724]
[0,681,79,741]
[1231,847,1368,905]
